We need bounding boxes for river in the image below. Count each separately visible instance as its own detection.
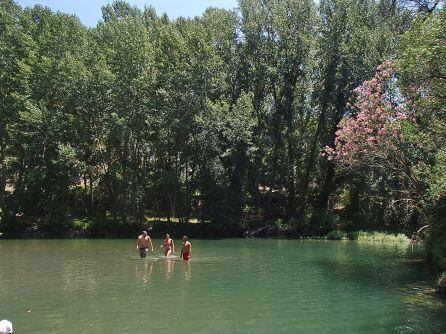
[0,239,445,333]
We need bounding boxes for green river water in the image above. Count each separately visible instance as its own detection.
[0,239,445,333]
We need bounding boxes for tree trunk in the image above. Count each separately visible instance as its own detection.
[227,143,248,226]
[299,55,338,215]
[0,141,6,206]
[283,76,298,218]
[315,91,348,212]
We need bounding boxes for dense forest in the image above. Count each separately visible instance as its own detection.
[0,0,445,266]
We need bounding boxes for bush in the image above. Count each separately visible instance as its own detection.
[426,224,446,271]
[436,272,446,297]
[326,230,348,240]
[426,201,446,270]
[352,231,409,243]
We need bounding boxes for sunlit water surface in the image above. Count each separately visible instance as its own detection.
[0,239,445,333]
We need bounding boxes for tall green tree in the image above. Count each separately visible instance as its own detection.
[94,7,155,221]
[239,0,318,218]
[398,7,446,267]
[0,0,34,208]
[303,0,405,221]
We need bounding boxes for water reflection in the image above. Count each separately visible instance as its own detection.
[165,257,175,279]
[182,260,191,281]
[134,256,191,283]
[135,260,153,284]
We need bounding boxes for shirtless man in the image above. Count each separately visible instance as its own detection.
[180,235,192,261]
[162,234,175,257]
[136,230,153,258]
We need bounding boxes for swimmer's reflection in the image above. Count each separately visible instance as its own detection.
[135,260,153,284]
[165,257,175,279]
[182,259,191,281]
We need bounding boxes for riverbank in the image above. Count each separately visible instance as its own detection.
[0,215,411,241]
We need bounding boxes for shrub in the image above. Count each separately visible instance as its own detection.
[326,230,348,240]
[353,231,409,243]
[436,272,446,297]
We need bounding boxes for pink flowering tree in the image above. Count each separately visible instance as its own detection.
[324,61,426,217]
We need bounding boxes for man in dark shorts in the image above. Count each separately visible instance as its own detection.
[180,235,192,261]
[137,230,153,258]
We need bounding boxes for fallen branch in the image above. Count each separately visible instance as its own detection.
[410,224,431,243]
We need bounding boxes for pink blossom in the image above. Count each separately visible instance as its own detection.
[323,60,412,170]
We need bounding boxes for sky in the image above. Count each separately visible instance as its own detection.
[16,0,239,27]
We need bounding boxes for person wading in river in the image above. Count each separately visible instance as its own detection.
[180,235,192,261]
[137,230,153,258]
[162,233,175,257]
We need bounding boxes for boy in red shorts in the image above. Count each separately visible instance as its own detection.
[180,235,192,260]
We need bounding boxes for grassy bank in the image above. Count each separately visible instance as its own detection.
[322,230,409,243]
[351,231,410,243]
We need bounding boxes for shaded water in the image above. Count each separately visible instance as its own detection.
[0,239,445,333]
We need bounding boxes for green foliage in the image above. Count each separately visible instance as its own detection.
[326,230,348,240]
[397,9,446,209]
[352,231,409,243]
[436,272,446,296]
[425,200,446,270]
[396,7,446,268]
[70,218,91,230]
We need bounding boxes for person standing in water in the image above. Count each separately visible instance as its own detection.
[180,235,192,261]
[137,230,153,258]
[162,233,175,257]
